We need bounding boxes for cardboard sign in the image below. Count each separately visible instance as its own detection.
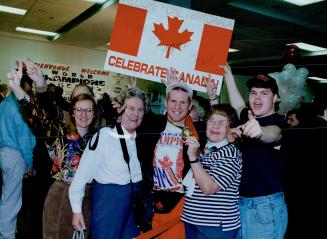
[105,0,234,95]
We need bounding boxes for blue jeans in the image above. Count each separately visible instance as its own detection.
[237,192,288,239]
[185,223,239,239]
[90,182,141,239]
[0,147,26,239]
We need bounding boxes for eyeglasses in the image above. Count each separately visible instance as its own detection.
[74,107,93,115]
[207,119,228,127]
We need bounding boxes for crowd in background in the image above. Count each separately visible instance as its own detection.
[0,58,326,239]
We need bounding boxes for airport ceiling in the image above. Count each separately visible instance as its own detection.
[1,0,327,79]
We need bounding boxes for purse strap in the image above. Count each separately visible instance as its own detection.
[116,124,130,167]
[116,124,134,192]
[72,230,84,239]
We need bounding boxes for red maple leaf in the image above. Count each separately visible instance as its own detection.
[153,16,193,58]
[159,155,173,169]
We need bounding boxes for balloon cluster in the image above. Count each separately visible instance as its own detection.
[269,64,309,114]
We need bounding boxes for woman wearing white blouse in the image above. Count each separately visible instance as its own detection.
[69,87,149,239]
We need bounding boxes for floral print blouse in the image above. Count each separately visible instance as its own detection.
[18,92,95,183]
[51,132,93,182]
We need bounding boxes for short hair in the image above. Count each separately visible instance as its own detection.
[121,87,150,113]
[167,87,192,104]
[246,74,279,95]
[206,104,239,128]
[286,109,299,118]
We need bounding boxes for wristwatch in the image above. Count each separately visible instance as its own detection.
[190,159,199,164]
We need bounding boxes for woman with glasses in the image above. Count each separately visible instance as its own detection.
[9,59,97,239]
[181,104,242,239]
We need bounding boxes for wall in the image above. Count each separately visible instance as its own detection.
[0,35,107,83]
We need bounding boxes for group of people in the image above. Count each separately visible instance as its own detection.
[1,56,320,239]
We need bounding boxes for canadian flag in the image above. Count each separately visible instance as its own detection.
[104,0,234,95]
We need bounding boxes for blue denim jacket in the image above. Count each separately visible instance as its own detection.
[0,93,35,168]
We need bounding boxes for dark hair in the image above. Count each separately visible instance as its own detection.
[206,104,239,128]
[0,84,8,92]
[286,109,299,118]
[67,93,97,135]
[246,74,279,95]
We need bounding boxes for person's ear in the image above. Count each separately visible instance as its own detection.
[273,94,278,103]
[188,102,193,112]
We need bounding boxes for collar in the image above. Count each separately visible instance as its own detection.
[121,125,137,140]
[207,138,228,149]
[167,120,185,130]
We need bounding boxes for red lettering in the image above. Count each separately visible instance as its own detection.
[133,61,140,72]
[108,56,116,66]
[147,65,154,76]
[140,63,148,74]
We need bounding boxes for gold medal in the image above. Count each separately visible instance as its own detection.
[182,127,192,140]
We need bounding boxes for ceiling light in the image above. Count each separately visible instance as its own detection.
[16,27,58,37]
[0,4,27,15]
[84,0,108,3]
[229,48,239,53]
[282,0,324,6]
[308,76,327,82]
[287,42,327,52]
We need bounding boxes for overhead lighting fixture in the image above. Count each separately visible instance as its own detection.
[84,0,108,3]
[308,76,327,82]
[16,27,58,37]
[282,0,325,6]
[229,48,239,53]
[287,42,327,52]
[0,4,27,15]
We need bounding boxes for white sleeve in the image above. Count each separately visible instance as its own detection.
[69,132,100,213]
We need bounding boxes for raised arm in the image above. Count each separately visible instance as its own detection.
[222,64,246,118]
[206,74,219,106]
[7,61,30,101]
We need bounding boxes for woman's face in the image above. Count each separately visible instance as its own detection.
[206,113,229,143]
[73,99,95,129]
[120,97,145,134]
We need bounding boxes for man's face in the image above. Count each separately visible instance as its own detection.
[120,97,145,134]
[248,87,277,118]
[287,113,300,127]
[166,89,191,126]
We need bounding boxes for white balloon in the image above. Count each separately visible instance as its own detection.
[268,72,281,81]
[283,63,297,75]
[292,75,306,90]
[280,70,293,85]
[296,67,309,78]
[287,93,298,109]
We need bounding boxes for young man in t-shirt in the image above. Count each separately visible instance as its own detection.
[222,64,288,239]
[137,79,197,239]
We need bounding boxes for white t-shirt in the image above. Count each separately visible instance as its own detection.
[153,122,185,193]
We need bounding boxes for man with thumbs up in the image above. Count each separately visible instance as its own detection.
[222,65,288,239]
